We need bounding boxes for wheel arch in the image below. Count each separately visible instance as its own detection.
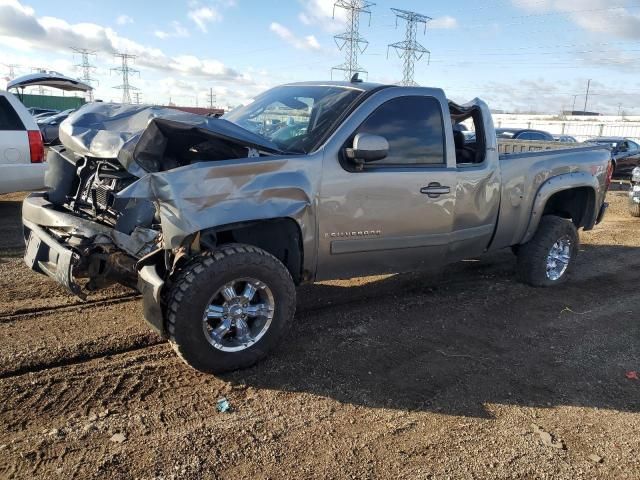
[198,217,305,284]
[521,172,599,244]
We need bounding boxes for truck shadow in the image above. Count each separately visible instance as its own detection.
[228,245,640,418]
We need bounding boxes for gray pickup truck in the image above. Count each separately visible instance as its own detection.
[22,80,612,373]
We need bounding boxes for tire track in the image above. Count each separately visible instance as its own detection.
[0,293,141,322]
[0,260,516,380]
[2,241,638,381]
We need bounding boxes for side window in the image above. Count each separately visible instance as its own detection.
[518,132,543,141]
[628,141,639,152]
[0,97,26,131]
[354,96,445,166]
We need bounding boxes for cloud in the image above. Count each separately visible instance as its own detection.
[511,0,640,39]
[297,0,348,33]
[430,16,458,29]
[0,0,246,82]
[269,22,322,51]
[187,6,221,33]
[116,14,133,26]
[154,21,189,39]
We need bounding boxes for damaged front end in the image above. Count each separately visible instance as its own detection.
[22,146,161,298]
[22,102,313,333]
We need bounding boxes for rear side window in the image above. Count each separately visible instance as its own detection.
[0,97,26,131]
[355,95,445,166]
[518,132,545,140]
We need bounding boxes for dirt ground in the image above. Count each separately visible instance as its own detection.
[0,187,638,480]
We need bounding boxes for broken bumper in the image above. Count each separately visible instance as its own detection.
[21,193,103,298]
[137,264,166,336]
[23,219,84,298]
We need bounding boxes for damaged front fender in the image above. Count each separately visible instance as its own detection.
[117,155,319,250]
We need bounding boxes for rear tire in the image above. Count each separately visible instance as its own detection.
[516,216,579,287]
[630,202,640,217]
[166,244,296,374]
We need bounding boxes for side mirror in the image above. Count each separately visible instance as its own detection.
[345,133,389,168]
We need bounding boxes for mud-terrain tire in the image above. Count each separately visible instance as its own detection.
[630,202,640,217]
[516,215,579,287]
[166,244,296,374]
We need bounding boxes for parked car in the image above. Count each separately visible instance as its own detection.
[630,167,640,217]
[38,109,75,145]
[585,137,640,179]
[23,81,612,374]
[553,135,578,143]
[0,90,46,194]
[463,131,476,142]
[496,128,555,141]
[28,107,58,118]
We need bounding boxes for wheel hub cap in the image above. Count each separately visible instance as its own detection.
[202,278,275,352]
[546,236,572,281]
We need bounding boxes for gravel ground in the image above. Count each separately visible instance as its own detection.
[0,190,638,480]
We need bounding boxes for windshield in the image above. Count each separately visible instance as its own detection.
[223,85,364,153]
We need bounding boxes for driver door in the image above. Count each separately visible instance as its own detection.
[316,93,458,280]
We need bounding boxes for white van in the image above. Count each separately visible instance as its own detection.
[0,90,46,194]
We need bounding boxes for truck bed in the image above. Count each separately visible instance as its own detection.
[491,143,611,250]
[498,139,585,156]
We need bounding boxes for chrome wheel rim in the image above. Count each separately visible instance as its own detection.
[546,236,572,281]
[202,278,275,352]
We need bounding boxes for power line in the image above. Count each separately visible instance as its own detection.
[71,48,98,101]
[332,0,375,80]
[111,53,139,104]
[388,8,431,86]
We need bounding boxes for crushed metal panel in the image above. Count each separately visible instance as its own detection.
[59,103,283,176]
[117,156,318,249]
[118,117,282,176]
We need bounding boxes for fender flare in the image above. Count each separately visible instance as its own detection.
[521,172,599,244]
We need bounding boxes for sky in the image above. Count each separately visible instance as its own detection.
[1,0,640,114]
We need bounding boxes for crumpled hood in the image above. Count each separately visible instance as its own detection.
[59,103,282,176]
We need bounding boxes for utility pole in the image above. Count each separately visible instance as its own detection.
[583,79,591,113]
[332,0,375,80]
[133,91,142,105]
[207,88,216,109]
[617,103,623,117]
[111,53,139,104]
[571,94,579,113]
[71,48,98,101]
[388,8,431,86]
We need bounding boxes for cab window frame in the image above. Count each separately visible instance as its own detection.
[340,94,447,172]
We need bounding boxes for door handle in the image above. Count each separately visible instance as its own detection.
[420,183,450,197]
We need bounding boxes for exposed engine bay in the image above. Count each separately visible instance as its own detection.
[30,103,285,297]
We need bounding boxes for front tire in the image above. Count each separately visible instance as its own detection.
[516,216,579,287]
[166,244,296,374]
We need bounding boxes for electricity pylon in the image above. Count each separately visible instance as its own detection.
[111,53,139,104]
[72,48,98,101]
[388,8,431,86]
[332,0,375,80]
